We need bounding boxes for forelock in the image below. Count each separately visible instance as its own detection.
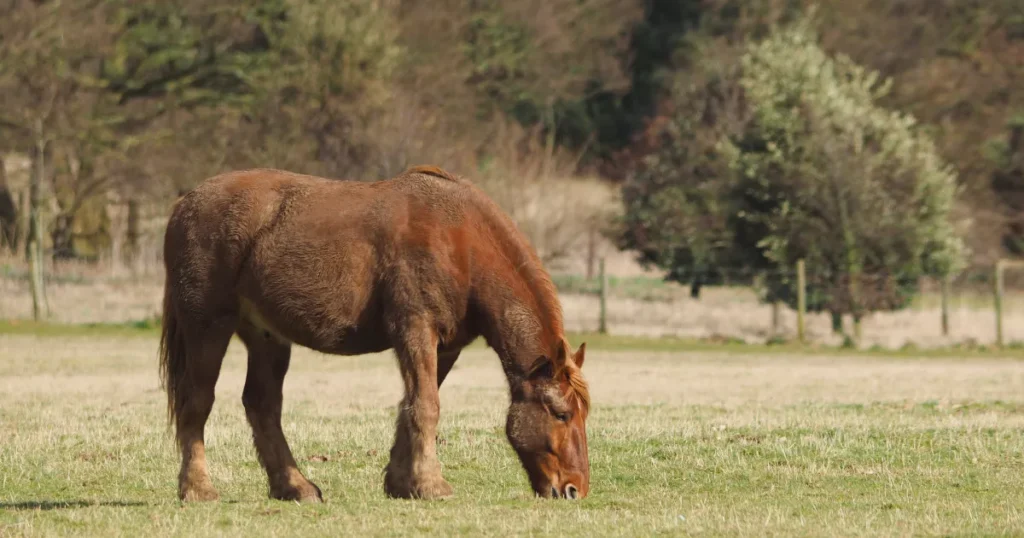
[564,361,590,414]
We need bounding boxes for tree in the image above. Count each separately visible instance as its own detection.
[731,16,967,337]
[618,16,968,340]
[455,0,641,164]
[246,0,403,179]
[0,156,17,252]
[989,116,1024,256]
[615,38,756,298]
[585,0,706,176]
[0,0,116,316]
[808,0,1024,263]
[100,0,287,191]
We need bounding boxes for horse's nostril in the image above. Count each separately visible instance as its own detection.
[550,486,559,498]
[565,484,579,499]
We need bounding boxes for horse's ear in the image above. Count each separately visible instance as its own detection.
[527,356,555,380]
[573,342,586,368]
[556,340,569,365]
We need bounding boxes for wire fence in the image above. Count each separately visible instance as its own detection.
[2,253,1023,350]
[554,259,1024,350]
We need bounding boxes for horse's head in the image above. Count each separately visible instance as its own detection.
[506,340,590,499]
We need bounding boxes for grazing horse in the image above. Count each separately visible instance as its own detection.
[158,165,590,503]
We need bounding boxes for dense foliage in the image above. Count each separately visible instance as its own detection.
[618,17,967,327]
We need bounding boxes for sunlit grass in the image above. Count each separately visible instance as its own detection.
[1,334,1023,536]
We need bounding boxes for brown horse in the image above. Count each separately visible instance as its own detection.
[158,165,590,503]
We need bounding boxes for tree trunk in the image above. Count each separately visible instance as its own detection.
[834,180,861,345]
[0,155,12,252]
[127,196,141,264]
[845,270,862,345]
[51,213,74,260]
[15,191,27,254]
[771,300,781,335]
[831,311,843,334]
[28,126,47,321]
[0,183,16,255]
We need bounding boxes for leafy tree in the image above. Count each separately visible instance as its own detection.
[0,0,119,314]
[253,0,403,178]
[103,0,280,110]
[618,16,967,339]
[812,0,1024,262]
[989,116,1024,256]
[101,0,288,189]
[458,0,641,162]
[731,16,966,333]
[588,0,705,172]
[615,38,755,298]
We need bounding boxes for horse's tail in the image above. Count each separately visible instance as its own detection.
[158,276,185,429]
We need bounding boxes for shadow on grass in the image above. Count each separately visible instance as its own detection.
[0,500,147,511]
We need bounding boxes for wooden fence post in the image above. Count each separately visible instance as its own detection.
[940,275,950,337]
[771,301,781,336]
[994,259,1005,348]
[796,259,806,343]
[598,257,608,334]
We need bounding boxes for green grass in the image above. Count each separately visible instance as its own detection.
[0,319,162,338]
[1,333,1023,536]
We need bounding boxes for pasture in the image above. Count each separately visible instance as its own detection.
[1,330,1023,537]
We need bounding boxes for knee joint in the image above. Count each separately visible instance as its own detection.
[409,399,440,424]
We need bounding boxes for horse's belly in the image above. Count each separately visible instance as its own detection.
[315,325,392,356]
[238,295,390,356]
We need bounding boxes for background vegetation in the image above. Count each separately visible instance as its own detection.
[1,0,1023,345]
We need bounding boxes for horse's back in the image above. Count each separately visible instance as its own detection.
[174,167,470,230]
[165,167,479,354]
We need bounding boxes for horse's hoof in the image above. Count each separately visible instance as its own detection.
[415,478,453,500]
[271,481,324,503]
[384,471,453,500]
[179,484,220,502]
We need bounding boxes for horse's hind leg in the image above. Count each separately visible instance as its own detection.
[237,320,322,503]
[175,316,235,502]
[384,318,453,500]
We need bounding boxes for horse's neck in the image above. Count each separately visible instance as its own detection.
[483,298,557,378]
[471,216,563,376]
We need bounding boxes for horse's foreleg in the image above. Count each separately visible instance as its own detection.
[384,319,453,500]
[237,321,322,503]
[176,316,234,502]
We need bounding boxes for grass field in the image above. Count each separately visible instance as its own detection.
[2,332,1024,537]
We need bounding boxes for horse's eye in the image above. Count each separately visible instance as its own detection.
[555,412,570,422]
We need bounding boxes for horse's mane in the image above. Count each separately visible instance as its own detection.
[401,164,586,410]
[473,186,586,413]
[404,164,462,183]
